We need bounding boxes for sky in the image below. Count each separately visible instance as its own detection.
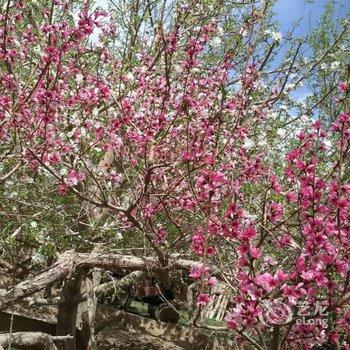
[94,0,350,32]
[94,0,349,46]
[93,0,349,102]
[274,0,349,37]
[273,0,349,101]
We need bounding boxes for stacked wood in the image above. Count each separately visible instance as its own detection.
[201,281,231,322]
[201,294,228,322]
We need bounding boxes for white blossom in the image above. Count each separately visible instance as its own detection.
[30,221,38,228]
[217,26,224,36]
[80,128,87,137]
[324,139,332,150]
[126,72,134,81]
[300,115,309,123]
[243,138,254,149]
[241,29,248,37]
[32,253,45,264]
[258,138,268,147]
[330,61,340,70]
[2,1,12,11]
[276,128,286,138]
[269,112,278,119]
[92,108,99,117]
[271,31,282,42]
[75,74,84,84]
[279,105,288,111]
[24,176,33,184]
[210,37,222,48]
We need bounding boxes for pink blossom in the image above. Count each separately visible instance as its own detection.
[226,313,238,330]
[191,230,215,256]
[241,226,256,240]
[286,191,298,202]
[274,269,288,283]
[338,81,348,93]
[329,332,340,343]
[189,264,209,280]
[280,234,292,246]
[196,293,211,306]
[153,228,168,245]
[281,285,300,304]
[143,204,154,219]
[58,183,68,195]
[66,169,85,187]
[268,201,284,222]
[47,153,61,165]
[255,272,275,291]
[207,276,217,287]
[301,270,315,281]
[250,247,261,260]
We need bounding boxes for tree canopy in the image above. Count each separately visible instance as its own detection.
[0,0,349,349]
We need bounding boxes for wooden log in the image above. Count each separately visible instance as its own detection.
[154,304,180,324]
[94,270,142,300]
[25,270,143,307]
[0,332,73,350]
[0,252,221,311]
[0,252,75,311]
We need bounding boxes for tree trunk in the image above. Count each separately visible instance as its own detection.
[80,270,101,350]
[56,270,83,350]
[271,325,280,350]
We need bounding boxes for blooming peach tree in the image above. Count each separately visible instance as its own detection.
[0,0,349,349]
